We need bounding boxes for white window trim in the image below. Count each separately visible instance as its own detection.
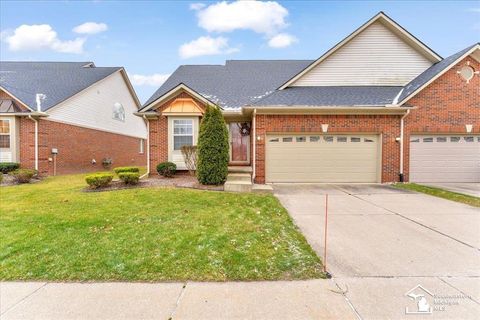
[168,117,199,170]
[172,119,194,151]
[0,118,11,148]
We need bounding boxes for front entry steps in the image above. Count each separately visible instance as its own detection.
[224,167,273,193]
[224,173,252,192]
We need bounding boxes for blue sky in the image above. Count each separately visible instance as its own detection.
[1,1,479,103]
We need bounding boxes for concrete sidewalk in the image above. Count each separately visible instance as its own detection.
[0,280,357,320]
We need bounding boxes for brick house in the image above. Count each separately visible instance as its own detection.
[137,12,479,184]
[0,62,147,175]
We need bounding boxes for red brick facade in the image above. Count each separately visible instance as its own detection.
[19,118,146,175]
[253,114,401,183]
[147,91,206,174]
[401,56,480,181]
[144,56,479,184]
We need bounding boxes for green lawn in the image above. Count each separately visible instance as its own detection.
[394,183,480,207]
[0,174,324,281]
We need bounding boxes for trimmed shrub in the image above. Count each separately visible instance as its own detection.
[196,105,229,185]
[114,166,140,174]
[0,162,20,174]
[118,172,140,185]
[156,162,176,178]
[10,169,37,184]
[85,172,114,189]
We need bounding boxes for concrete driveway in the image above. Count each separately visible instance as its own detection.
[422,182,480,197]
[274,184,480,319]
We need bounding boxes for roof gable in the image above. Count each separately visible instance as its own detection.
[280,12,442,89]
[397,43,480,104]
[0,61,121,111]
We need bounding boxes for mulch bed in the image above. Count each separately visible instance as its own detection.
[83,173,224,192]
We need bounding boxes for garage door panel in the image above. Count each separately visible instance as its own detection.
[409,135,480,183]
[266,134,379,183]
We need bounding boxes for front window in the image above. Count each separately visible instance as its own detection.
[173,119,193,150]
[0,119,10,148]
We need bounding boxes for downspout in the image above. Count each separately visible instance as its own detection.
[252,108,256,183]
[140,115,150,179]
[399,109,410,182]
[28,115,39,171]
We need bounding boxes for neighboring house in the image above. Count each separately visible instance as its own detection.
[0,62,147,175]
[137,12,479,184]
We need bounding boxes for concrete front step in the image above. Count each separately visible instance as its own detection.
[224,180,252,192]
[228,166,253,173]
[227,173,252,182]
[252,184,273,193]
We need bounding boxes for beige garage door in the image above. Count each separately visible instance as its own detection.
[266,134,380,183]
[410,135,480,182]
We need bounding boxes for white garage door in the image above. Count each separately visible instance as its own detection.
[266,134,380,183]
[410,135,480,182]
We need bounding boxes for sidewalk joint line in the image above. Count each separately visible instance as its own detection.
[1,282,48,316]
[331,278,363,320]
[168,281,187,320]
[438,277,480,306]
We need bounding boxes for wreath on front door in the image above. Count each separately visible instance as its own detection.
[237,122,251,136]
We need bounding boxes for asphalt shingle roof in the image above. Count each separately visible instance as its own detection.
[142,60,313,110]
[0,61,121,111]
[251,86,403,106]
[398,43,479,103]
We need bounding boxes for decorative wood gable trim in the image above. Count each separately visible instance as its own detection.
[161,98,204,116]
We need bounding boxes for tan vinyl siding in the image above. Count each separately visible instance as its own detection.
[291,22,433,86]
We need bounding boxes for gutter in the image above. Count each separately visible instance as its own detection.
[140,115,150,179]
[399,109,410,182]
[27,115,39,171]
[252,108,256,183]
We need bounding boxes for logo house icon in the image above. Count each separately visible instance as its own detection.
[405,285,434,315]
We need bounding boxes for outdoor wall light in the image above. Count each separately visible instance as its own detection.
[321,124,329,133]
[256,135,261,141]
[465,124,473,133]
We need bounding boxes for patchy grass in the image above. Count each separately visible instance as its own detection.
[0,174,324,281]
[394,183,480,208]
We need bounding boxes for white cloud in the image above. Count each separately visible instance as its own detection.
[196,1,288,35]
[73,22,108,34]
[467,8,480,12]
[268,33,297,48]
[129,73,170,86]
[4,24,85,54]
[190,3,206,10]
[179,36,238,59]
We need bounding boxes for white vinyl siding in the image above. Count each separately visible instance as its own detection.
[47,71,147,138]
[409,135,480,182]
[291,22,433,86]
[266,134,380,183]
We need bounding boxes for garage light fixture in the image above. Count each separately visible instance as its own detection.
[321,124,329,133]
[465,124,473,133]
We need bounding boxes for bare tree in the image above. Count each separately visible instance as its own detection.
[181,145,197,176]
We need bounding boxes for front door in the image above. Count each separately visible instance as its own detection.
[229,122,250,164]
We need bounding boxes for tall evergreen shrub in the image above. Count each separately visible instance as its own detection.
[196,105,229,185]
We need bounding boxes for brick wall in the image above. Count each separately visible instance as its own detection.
[402,55,480,181]
[19,118,146,175]
[254,114,401,183]
[146,91,206,174]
